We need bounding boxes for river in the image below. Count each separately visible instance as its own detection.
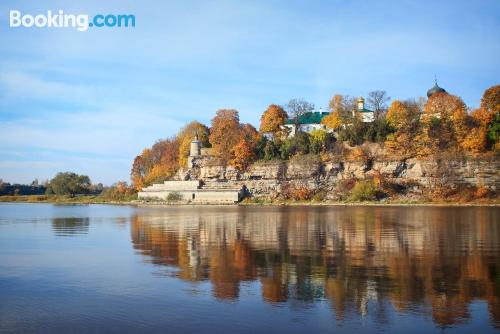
[0,203,499,333]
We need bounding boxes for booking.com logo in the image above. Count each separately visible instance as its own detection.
[9,10,135,32]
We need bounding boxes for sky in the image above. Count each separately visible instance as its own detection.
[0,0,499,185]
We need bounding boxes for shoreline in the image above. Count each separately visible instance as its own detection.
[1,195,499,207]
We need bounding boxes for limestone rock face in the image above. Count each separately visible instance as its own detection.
[340,162,367,179]
[242,161,285,180]
[178,152,499,197]
[225,166,240,181]
[286,158,321,179]
[200,165,225,179]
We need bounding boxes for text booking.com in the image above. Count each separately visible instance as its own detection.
[9,10,135,32]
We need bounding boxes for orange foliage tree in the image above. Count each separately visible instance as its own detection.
[230,139,255,171]
[481,85,500,115]
[229,123,259,171]
[461,108,490,154]
[259,104,288,139]
[130,138,179,190]
[209,109,241,163]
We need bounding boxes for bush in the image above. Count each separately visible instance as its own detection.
[338,178,357,193]
[348,146,370,163]
[312,191,326,202]
[99,182,137,201]
[349,179,377,201]
[281,183,313,201]
[167,191,183,201]
[475,186,490,199]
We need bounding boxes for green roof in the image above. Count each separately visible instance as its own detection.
[284,111,330,125]
[358,108,373,113]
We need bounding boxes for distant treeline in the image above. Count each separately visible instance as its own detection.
[0,172,136,200]
[0,181,47,196]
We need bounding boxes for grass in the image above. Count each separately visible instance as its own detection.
[0,194,136,204]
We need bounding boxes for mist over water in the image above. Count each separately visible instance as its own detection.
[1,203,499,333]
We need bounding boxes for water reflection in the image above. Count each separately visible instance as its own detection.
[52,217,90,236]
[130,206,500,328]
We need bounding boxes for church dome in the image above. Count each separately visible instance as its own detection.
[427,79,447,98]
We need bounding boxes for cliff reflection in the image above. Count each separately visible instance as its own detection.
[130,206,500,328]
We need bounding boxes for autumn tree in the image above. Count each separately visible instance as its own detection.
[385,100,421,158]
[230,139,255,171]
[131,149,151,190]
[322,94,354,131]
[229,123,260,170]
[209,109,241,164]
[130,138,179,189]
[259,104,288,139]
[461,108,489,154]
[418,93,469,156]
[309,129,329,154]
[177,121,210,167]
[481,85,500,115]
[321,111,342,131]
[240,123,259,144]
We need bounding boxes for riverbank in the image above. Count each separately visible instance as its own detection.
[1,195,499,206]
[0,195,133,205]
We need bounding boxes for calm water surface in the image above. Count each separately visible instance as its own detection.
[0,203,499,333]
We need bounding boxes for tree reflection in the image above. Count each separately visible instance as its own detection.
[130,206,500,327]
[52,217,90,236]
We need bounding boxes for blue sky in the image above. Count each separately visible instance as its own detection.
[1,0,499,185]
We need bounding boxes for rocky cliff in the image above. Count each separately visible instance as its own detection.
[174,145,500,201]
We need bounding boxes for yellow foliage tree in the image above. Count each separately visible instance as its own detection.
[324,94,353,129]
[386,100,408,129]
[321,111,342,131]
[177,121,210,168]
[418,93,468,156]
[384,100,421,158]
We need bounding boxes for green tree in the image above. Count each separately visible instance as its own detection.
[280,132,310,159]
[263,140,279,160]
[488,111,500,149]
[46,172,91,196]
